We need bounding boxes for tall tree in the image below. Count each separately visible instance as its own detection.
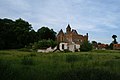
[0,18,57,50]
[112,35,118,44]
[37,27,56,41]
[15,18,32,47]
[92,41,98,49]
[0,18,16,49]
[29,29,38,43]
[0,18,34,49]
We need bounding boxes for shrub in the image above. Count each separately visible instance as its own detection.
[48,39,57,48]
[32,39,57,50]
[80,41,92,52]
[109,43,113,50]
[25,43,33,49]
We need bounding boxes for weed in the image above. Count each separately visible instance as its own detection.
[59,67,120,80]
[114,56,120,59]
[21,56,34,65]
[0,59,16,80]
[66,55,78,63]
[29,53,36,57]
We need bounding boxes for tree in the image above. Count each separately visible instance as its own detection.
[29,30,38,43]
[92,41,97,44]
[0,18,16,49]
[112,35,118,44]
[15,18,32,48]
[92,41,98,49]
[0,18,34,49]
[109,43,113,50]
[0,18,57,50]
[80,41,92,52]
[98,42,101,45]
[33,40,57,50]
[37,27,56,41]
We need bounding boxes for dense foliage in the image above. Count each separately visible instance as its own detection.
[80,41,93,51]
[0,18,56,50]
[33,39,57,49]
[0,18,33,49]
[37,27,56,41]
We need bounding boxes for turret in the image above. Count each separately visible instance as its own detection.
[58,29,64,35]
[86,33,88,36]
[66,24,71,34]
[57,29,64,42]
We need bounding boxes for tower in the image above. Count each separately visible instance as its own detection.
[57,29,64,42]
[66,24,71,34]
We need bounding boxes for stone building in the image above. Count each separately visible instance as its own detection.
[57,24,88,52]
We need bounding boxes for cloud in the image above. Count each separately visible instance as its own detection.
[0,0,120,43]
[6,0,30,11]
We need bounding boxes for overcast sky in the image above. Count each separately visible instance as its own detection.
[0,0,120,44]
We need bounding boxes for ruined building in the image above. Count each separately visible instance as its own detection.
[57,24,88,52]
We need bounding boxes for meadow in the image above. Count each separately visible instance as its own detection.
[0,49,120,80]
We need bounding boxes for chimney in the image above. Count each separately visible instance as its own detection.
[86,33,88,36]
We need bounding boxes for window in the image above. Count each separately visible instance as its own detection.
[81,40,82,42]
[62,44,64,49]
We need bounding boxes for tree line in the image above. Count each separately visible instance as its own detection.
[0,18,118,51]
[0,18,56,50]
[92,35,118,50]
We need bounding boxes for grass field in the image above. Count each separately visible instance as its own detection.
[0,50,120,80]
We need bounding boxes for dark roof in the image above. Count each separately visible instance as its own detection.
[72,29,78,34]
[66,24,71,29]
[58,29,64,35]
[60,29,63,33]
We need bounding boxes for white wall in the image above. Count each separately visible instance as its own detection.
[59,43,80,52]
[68,44,75,52]
[59,43,68,51]
[75,44,80,49]
[37,47,56,53]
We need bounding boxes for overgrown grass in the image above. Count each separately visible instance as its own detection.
[21,56,34,65]
[59,67,120,80]
[0,50,120,80]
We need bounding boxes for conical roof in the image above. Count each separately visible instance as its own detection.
[58,29,64,35]
[66,24,71,29]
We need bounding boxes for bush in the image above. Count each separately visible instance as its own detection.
[109,43,113,50]
[80,41,92,52]
[32,39,57,50]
